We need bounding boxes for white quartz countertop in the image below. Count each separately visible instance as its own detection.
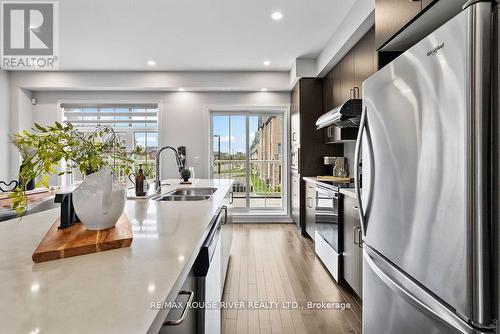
[339,187,357,199]
[0,179,233,334]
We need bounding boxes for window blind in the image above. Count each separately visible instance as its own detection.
[61,103,159,131]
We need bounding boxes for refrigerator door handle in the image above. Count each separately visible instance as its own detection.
[354,106,370,235]
[364,247,487,334]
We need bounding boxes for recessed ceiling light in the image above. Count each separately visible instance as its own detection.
[263,60,271,66]
[178,88,185,91]
[147,60,156,66]
[261,88,268,92]
[271,11,283,21]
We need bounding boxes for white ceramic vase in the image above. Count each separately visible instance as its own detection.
[72,167,126,230]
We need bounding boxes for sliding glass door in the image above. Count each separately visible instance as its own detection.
[211,111,285,211]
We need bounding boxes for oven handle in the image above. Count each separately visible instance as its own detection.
[315,185,338,198]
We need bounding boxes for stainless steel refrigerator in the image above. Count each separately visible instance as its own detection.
[354,1,498,333]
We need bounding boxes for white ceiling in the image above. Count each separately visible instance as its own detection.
[56,0,357,71]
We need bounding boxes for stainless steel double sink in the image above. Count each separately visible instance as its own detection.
[153,187,217,201]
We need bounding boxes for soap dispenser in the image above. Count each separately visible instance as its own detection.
[134,164,147,196]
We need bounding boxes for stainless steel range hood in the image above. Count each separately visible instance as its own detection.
[315,99,363,130]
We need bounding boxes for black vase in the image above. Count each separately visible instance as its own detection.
[19,163,35,191]
[26,178,35,191]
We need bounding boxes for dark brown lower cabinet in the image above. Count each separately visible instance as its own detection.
[342,195,363,298]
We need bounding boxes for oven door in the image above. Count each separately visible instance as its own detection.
[314,186,341,251]
[314,185,343,282]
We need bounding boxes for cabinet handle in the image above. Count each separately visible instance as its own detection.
[292,132,297,141]
[221,205,228,225]
[229,192,234,204]
[307,197,313,208]
[353,226,359,245]
[163,290,195,326]
[352,87,360,99]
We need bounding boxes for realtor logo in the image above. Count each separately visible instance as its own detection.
[1,1,59,70]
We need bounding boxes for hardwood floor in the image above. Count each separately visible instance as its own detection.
[222,224,362,334]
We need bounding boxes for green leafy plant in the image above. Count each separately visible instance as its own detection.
[10,134,36,161]
[10,122,133,214]
[180,168,191,180]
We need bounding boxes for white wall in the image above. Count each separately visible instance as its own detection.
[0,70,10,181]
[32,90,290,181]
[7,70,290,181]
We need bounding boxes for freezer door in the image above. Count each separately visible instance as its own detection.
[360,2,492,322]
[363,247,489,334]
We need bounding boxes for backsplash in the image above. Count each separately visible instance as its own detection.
[344,142,356,177]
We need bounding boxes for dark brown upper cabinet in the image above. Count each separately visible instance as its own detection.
[354,29,377,96]
[323,28,376,110]
[322,28,377,144]
[323,65,342,111]
[340,50,355,104]
[375,0,423,50]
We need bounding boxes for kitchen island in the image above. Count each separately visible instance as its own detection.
[0,179,233,334]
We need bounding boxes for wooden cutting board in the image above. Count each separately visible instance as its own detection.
[316,176,353,183]
[32,214,133,263]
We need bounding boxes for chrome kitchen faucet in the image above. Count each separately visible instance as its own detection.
[155,146,185,193]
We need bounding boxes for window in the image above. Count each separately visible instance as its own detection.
[134,132,158,151]
[60,103,159,184]
[210,111,286,212]
[61,103,159,141]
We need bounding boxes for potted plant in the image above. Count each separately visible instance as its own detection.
[10,122,132,230]
[180,168,191,183]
